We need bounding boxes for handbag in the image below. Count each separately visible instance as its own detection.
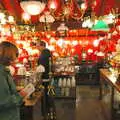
[47,85,55,96]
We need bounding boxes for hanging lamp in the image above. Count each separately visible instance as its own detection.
[57,23,69,37]
[91,20,110,31]
[39,11,55,23]
[20,0,46,15]
[39,11,55,31]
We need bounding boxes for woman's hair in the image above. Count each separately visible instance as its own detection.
[0,41,19,66]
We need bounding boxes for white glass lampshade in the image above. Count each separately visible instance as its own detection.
[88,49,93,54]
[39,11,55,23]
[82,19,98,28]
[22,12,31,21]
[57,23,69,31]
[20,1,46,15]
[97,51,104,56]
[103,13,115,24]
[8,16,15,23]
[57,23,69,37]
[81,3,87,10]
[57,38,65,48]
[0,12,5,20]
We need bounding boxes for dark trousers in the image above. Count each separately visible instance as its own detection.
[41,81,50,117]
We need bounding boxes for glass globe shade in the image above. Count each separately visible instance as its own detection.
[93,39,99,47]
[20,1,46,15]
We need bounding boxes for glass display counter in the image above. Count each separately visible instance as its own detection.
[75,62,99,85]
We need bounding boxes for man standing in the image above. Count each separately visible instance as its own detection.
[37,40,52,119]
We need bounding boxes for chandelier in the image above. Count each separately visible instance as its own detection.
[20,0,46,15]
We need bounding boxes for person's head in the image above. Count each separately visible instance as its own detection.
[37,41,46,51]
[0,41,19,66]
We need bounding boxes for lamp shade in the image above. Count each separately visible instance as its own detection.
[56,23,69,37]
[39,11,55,23]
[103,13,115,24]
[20,1,46,15]
[57,23,69,31]
[91,20,110,31]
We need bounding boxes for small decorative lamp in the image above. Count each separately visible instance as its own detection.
[39,11,55,31]
[56,23,69,37]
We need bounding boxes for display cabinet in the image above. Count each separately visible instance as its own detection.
[52,57,76,99]
[75,62,99,85]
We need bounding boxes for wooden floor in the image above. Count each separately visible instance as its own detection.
[31,85,112,120]
[76,85,111,120]
[22,82,120,120]
[54,85,111,120]
[55,99,75,120]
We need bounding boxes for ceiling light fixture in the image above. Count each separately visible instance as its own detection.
[20,0,46,15]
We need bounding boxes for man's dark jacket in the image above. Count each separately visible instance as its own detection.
[38,48,51,79]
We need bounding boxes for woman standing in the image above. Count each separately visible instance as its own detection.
[0,41,23,120]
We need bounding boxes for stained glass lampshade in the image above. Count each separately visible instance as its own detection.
[91,20,110,31]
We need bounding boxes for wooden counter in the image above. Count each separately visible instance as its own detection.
[20,91,43,120]
[23,91,43,106]
[100,69,120,92]
[99,69,120,120]
[13,75,44,120]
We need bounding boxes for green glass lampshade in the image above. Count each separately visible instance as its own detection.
[91,20,110,31]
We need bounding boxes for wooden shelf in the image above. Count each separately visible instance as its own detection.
[53,72,75,77]
[55,86,76,88]
[55,96,76,99]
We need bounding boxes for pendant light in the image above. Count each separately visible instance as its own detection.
[91,20,110,31]
[20,0,46,15]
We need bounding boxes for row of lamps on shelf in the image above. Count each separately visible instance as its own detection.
[0,0,120,40]
[0,9,16,38]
